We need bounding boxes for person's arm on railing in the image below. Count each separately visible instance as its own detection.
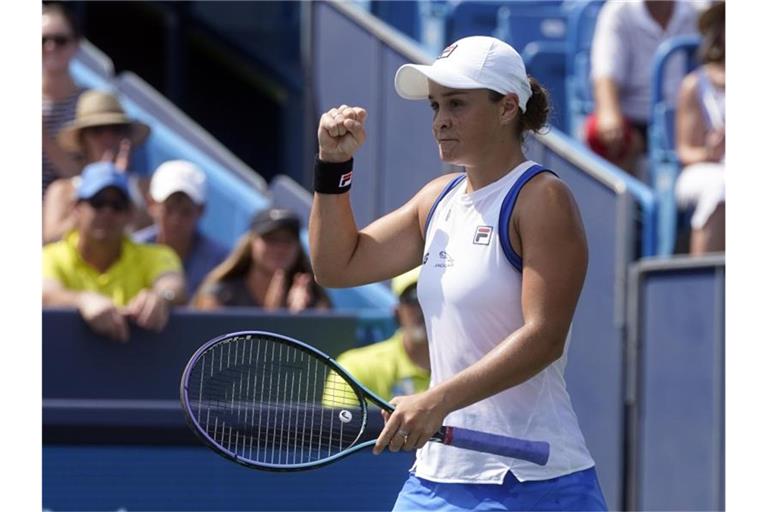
[43,278,130,342]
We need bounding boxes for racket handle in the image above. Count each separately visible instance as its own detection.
[438,426,550,466]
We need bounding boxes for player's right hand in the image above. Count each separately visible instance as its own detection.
[317,105,367,163]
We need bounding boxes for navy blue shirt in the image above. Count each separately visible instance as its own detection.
[133,226,228,301]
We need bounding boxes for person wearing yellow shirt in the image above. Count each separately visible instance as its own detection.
[43,161,186,342]
[325,268,429,406]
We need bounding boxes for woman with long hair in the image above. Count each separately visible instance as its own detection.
[193,208,331,312]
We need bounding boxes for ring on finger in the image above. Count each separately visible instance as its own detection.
[396,430,409,438]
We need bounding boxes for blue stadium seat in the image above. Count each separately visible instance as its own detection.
[564,0,604,139]
[648,35,701,255]
[370,0,422,42]
[438,1,571,130]
[445,1,565,48]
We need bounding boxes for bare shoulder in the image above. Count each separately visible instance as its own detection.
[513,172,585,235]
[520,172,578,210]
[678,71,699,101]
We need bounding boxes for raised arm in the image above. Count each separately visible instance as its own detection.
[309,104,454,287]
[374,173,588,452]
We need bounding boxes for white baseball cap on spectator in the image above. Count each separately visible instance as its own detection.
[394,36,533,112]
[150,160,207,205]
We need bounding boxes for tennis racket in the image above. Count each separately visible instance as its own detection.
[179,330,550,471]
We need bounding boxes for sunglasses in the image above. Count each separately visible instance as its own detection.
[42,34,73,47]
[87,196,130,212]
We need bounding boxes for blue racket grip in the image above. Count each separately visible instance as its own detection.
[439,426,550,466]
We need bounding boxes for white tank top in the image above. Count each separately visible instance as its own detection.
[414,160,595,483]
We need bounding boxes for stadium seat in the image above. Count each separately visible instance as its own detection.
[437,1,571,130]
[648,35,701,255]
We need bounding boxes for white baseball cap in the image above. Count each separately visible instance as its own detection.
[394,36,533,112]
[150,160,207,205]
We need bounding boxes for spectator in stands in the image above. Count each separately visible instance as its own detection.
[193,208,331,312]
[43,90,152,243]
[42,2,87,196]
[326,268,429,405]
[675,1,725,255]
[134,160,228,300]
[43,162,186,342]
[588,0,698,175]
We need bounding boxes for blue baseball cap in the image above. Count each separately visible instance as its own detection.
[76,162,131,201]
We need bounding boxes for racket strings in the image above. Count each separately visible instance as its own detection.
[186,335,365,466]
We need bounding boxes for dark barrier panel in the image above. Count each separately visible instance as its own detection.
[43,309,387,510]
[43,309,358,428]
[44,444,414,511]
[627,256,725,510]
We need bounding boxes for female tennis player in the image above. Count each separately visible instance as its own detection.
[309,36,606,510]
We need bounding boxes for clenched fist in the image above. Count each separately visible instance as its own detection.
[317,105,367,163]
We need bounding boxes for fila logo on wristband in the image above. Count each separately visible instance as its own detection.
[339,172,353,188]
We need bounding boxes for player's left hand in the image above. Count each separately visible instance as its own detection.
[373,389,449,454]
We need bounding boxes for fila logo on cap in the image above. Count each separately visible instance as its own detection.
[437,43,457,60]
[473,226,493,245]
[338,172,353,188]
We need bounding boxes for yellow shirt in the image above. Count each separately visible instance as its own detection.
[323,331,430,407]
[42,231,182,306]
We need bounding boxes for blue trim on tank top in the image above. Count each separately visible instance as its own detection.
[499,164,558,273]
[424,174,466,235]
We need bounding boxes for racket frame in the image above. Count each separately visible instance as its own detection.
[180,330,392,471]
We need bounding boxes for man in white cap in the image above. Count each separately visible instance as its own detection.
[134,160,228,301]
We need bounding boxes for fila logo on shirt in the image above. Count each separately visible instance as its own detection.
[338,171,353,188]
[473,226,493,246]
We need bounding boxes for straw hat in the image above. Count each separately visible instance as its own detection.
[57,90,150,152]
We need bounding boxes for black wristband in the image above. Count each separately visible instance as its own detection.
[314,156,353,194]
